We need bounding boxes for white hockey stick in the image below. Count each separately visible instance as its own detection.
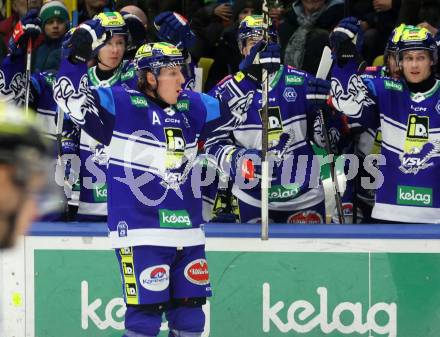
[316,46,345,224]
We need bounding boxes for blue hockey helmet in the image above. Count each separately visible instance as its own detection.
[94,11,128,37]
[397,26,437,65]
[134,42,185,75]
[237,15,278,50]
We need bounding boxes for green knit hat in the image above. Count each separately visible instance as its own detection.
[39,1,69,26]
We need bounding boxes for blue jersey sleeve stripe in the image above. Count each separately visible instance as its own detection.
[200,93,220,122]
[97,87,116,116]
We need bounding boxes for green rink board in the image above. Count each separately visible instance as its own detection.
[35,250,440,337]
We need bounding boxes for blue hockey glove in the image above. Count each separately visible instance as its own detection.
[64,19,107,63]
[121,12,147,56]
[228,148,262,180]
[239,40,281,75]
[306,77,331,110]
[8,9,41,55]
[329,17,363,66]
[154,11,195,49]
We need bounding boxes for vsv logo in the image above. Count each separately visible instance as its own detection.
[262,283,397,337]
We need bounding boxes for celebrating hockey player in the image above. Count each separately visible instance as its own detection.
[53,16,230,332]
[204,15,331,223]
[330,18,440,223]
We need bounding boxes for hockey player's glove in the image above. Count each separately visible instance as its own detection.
[9,9,41,55]
[239,40,281,81]
[154,11,195,50]
[329,17,363,66]
[64,19,108,63]
[306,77,331,110]
[228,148,262,180]
[122,12,147,57]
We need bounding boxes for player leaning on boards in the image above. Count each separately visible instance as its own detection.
[330,18,440,223]
[205,15,331,224]
[53,20,230,335]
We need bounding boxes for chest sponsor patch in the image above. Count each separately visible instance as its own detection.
[184,259,210,285]
[397,185,433,207]
[159,209,192,228]
[269,184,300,202]
[283,87,297,102]
[384,80,403,91]
[139,264,170,291]
[93,183,107,202]
[130,95,148,108]
[285,74,304,86]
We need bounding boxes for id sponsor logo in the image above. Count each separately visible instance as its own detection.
[159,209,192,228]
[139,264,170,291]
[262,283,397,337]
[397,185,432,206]
[184,259,210,285]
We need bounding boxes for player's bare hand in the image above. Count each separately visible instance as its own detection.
[417,22,438,36]
[214,4,233,21]
[373,0,392,12]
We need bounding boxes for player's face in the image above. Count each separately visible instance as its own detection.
[157,66,185,105]
[242,36,262,57]
[401,50,433,83]
[98,35,126,71]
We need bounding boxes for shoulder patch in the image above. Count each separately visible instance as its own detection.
[217,74,233,86]
[384,79,403,91]
[285,74,304,86]
[176,99,190,111]
[365,66,378,71]
[130,95,148,108]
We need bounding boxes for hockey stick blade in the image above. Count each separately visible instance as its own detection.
[316,46,332,80]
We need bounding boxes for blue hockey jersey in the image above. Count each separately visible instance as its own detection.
[54,59,223,247]
[332,59,440,223]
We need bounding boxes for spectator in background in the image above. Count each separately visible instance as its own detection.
[33,1,69,72]
[0,0,42,60]
[78,0,111,23]
[349,0,401,65]
[280,0,344,75]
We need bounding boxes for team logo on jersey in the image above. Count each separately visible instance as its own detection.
[283,87,297,102]
[184,259,210,285]
[117,221,128,237]
[397,185,432,206]
[259,106,283,143]
[399,140,440,174]
[436,100,440,115]
[139,265,170,291]
[91,143,109,165]
[384,80,403,91]
[287,211,323,224]
[164,128,186,169]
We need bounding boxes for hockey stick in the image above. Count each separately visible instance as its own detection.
[316,46,345,224]
[260,0,270,240]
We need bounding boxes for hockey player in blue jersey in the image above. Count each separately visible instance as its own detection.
[204,15,330,224]
[330,19,440,223]
[53,34,227,334]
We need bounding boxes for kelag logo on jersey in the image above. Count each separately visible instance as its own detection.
[159,209,192,228]
[164,127,186,169]
[397,185,432,207]
[259,107,283,142]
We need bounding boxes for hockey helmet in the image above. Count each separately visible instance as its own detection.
[397,26,437,65]
[94,11,128,37]
[134,42,185,75]
[385,23,407,57]
[237,15,277,50]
